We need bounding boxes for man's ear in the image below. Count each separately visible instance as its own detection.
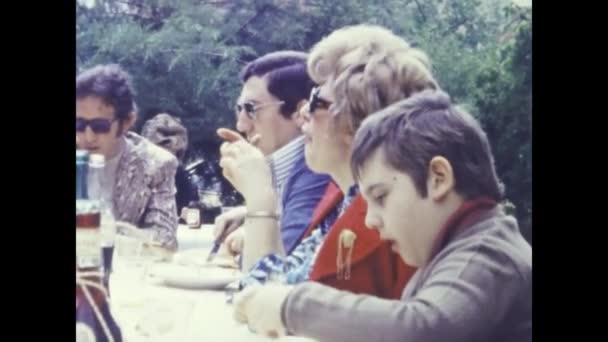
[295,99,307,113]
[293,99,309,127]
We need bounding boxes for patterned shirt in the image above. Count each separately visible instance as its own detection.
[240,185,359,288]
[112,132,179,250]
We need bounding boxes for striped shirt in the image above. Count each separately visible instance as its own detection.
[267,135,305,213]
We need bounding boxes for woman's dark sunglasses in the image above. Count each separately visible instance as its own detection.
[76,117,117,134]
[309,87,332,113]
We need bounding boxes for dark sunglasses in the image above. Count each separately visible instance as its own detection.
[234,100,284,120]
[76,117,117,134]
[309,87,332,113]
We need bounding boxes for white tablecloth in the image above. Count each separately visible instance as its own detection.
[109,225,315,342]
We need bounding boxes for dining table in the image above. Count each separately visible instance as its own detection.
[108,224,316,342]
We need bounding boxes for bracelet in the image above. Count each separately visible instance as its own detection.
[245,211,280,220]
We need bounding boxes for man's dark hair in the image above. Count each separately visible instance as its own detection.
[76,64,137,122]
[240,51,315,119]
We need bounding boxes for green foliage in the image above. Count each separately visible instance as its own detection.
[77,0,532,242]
[471,7,532,241]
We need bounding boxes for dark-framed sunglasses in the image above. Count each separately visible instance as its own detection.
[234,101,285,120]
[309,87,332,113]
[76,117,117,134]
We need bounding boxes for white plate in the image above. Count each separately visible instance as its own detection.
[149,263,241,290]
[173,249,239,269]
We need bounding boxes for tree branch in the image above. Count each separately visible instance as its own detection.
[160,48,227,58]
[217,4,270,44]
[413,0,427,23]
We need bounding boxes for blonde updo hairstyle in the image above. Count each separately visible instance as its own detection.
[307,24,439,135]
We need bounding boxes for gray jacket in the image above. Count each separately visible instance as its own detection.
[114,132,179,250]
[282,207,532,342]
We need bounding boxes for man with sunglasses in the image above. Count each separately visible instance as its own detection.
[214,51,331,265]
[76,64,179,250]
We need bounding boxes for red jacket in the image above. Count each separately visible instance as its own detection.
[302,183,416,299]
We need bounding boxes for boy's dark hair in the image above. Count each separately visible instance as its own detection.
[352,90,504,201]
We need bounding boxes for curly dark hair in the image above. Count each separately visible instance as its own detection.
[76,64,137,122]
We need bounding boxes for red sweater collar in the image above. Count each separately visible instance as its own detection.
[428,197,497,260]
